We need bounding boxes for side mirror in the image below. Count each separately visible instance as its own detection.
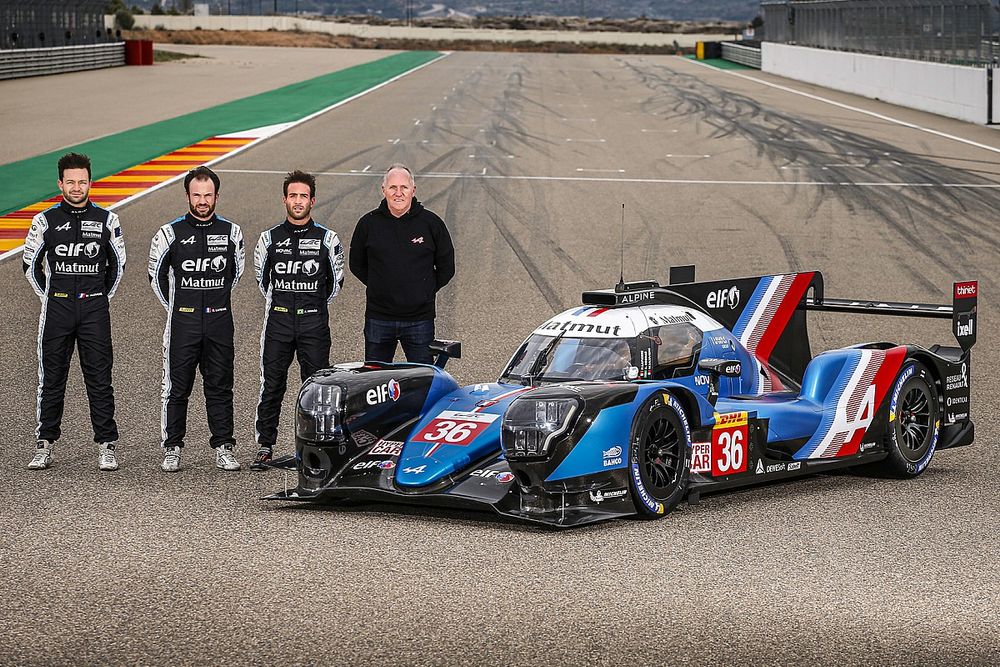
[697,358,742,404]
[429,339,462,369]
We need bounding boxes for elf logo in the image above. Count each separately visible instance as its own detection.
[366,378,401,405]
[274,259,320,276]
[181,256,227,273]
[54,242,100,258]
[706,285,740,310]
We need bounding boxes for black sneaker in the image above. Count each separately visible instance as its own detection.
[249,446,273,471]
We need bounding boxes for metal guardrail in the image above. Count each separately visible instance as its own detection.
[721,42,762,68]
[0,43,125,80]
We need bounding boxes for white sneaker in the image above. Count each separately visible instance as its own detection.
[98,442,119,471]
[28,440,53,470]
[161,446,181,473]
[216,444,240,471]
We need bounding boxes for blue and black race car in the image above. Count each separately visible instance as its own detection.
[270,268,977,528]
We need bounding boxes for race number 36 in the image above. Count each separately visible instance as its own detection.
[712,412,749,476]
[412,410,499,447]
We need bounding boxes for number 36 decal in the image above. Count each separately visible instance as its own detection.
[413,410,499,448]
[712,411,749,476]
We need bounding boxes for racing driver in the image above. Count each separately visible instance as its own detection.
[22,152,126,471]
[251,170,344,470]
[148,166,245,472]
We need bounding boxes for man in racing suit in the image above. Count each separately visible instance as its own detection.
[148,166,245,472]
[251,170,344,470]
[22,152,126,471]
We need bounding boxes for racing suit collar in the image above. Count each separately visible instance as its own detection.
[59,200,92,215]
[184,212,218,228]
[377,197,424,221]
[282,218,315,234]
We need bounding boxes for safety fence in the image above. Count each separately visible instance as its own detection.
[762,0,996,66]
[0,0,112,50]
[721,41,762,67]
[0,42,125,80]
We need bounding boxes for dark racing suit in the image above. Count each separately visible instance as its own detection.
[253,219,344,448]
[148,213,244,449]
[22,201,126,443]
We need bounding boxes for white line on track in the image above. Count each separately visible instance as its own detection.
[565,138,606,142]
[0,52,451,262]
[666,154,711,158]
[215,168,1000,189]
[683,57,1000,155]
[562,117,596,121]
[641,129,679,133]
[576,168,626,173]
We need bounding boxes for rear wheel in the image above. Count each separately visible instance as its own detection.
[872,362,940,478]
[628,393,691,518]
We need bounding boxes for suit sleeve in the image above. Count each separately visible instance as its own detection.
[433,216,455,292]
[324,231,346,303]
[105,212,127,299]
[253,231,271,298]
[148,225,174,310]
[230,223,246,288]
[22,213,48,298]
[348,217,368,286]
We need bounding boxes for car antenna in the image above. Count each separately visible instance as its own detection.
[616,203,626,293]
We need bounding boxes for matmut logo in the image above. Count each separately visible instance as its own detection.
[954,281,977,299]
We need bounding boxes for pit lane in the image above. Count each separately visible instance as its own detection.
[1,50,997,665]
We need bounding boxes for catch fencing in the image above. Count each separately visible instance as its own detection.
[0,0,113,49]
[762,0,996,66]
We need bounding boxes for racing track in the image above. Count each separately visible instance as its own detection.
[1,51,998,665]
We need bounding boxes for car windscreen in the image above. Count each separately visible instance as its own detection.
[501,334,637,383]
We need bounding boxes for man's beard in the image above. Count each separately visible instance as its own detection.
[64,190,88,206]
[286,204,311,222]
[190,202,216,219]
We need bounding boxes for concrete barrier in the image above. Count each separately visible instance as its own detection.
[0,43,125,80]
[120,14,737,48]
[762,42,989,125]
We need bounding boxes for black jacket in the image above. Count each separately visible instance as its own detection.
[23,200,127,300]
[349,199,455,321]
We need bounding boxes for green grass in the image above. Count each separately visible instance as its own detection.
[153,49,203,62]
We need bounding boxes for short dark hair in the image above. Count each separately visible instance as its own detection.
[183,166,221,194]
[58,153,91,180]
[283,170,316,198]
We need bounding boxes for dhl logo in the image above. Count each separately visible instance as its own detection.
[713,411,748,428]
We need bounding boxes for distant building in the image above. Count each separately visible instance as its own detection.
[1,0,112,50]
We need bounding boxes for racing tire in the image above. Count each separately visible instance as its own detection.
[871,362,940,479]
[628,392,692,518]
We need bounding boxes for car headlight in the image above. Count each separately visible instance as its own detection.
[296,382,344,443]
[502,397,579,460]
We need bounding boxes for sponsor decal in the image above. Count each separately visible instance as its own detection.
[619,290,654,304]
[890,365,917,420]
[859,441,878,453]
[275,247,292,255]
[377,460,396,470]
[945,363,968,392]
[712,412,748,476]
[495,471,515,484]
[946,411,969,422]
[787,461,802,471]
[370,440,403,456]
[54,261,100,275]
[277,237,291,247]
[631,463,664,514]
[954,281,977,299]
[180,276,225,289]
[589,488,628,503]
[180,257,226,273]
[299,238,321,250]
[77,292,103,299]
[207,234,227,245]
[352,430,377,447]
[53,292,68,298]
[411,236,424,244]
[352,460,392,470]
[413,410,500,456]
[766,463,786,473]
[179,307,195,313]
[537,320,622,336]
[471,469,500,478]
[274,260,320,276]
[955,316,974,338]
[706,285,740,310]
[180,235,196,245]
[55,221,72,232]
[273,306,288,313]
[273,278,319,292]
[366,379,401,405]
[54,242,100,258]
[602,445,623,468]
[205,307,227,314]
[81,221,103,234]
[402,465,426,474]
[755,459,764,475]
[693,374,710,387]
[691,441,712,474]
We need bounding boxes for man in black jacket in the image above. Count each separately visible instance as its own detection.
[349,164,455,364]
[251,170,345,470]
[148,166,245,472]
[22,153,126,471]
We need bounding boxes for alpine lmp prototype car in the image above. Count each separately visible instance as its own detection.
[269,268,978,528]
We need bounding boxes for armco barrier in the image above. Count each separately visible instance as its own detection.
[0,42,125,80]
[721,42,761,68]
[762,42,989,124]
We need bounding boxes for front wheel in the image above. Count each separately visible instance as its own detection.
[872,362,940,478]
[628,393,692,518]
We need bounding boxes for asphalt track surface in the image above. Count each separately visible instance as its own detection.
[2,51,999,666]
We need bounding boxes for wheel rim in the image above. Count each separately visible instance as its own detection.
[898,383,932,458]
[642,416,682,493]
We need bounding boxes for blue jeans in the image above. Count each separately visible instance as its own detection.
[364,318,435,364]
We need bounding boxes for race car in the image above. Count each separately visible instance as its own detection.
[269,268,977,528]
